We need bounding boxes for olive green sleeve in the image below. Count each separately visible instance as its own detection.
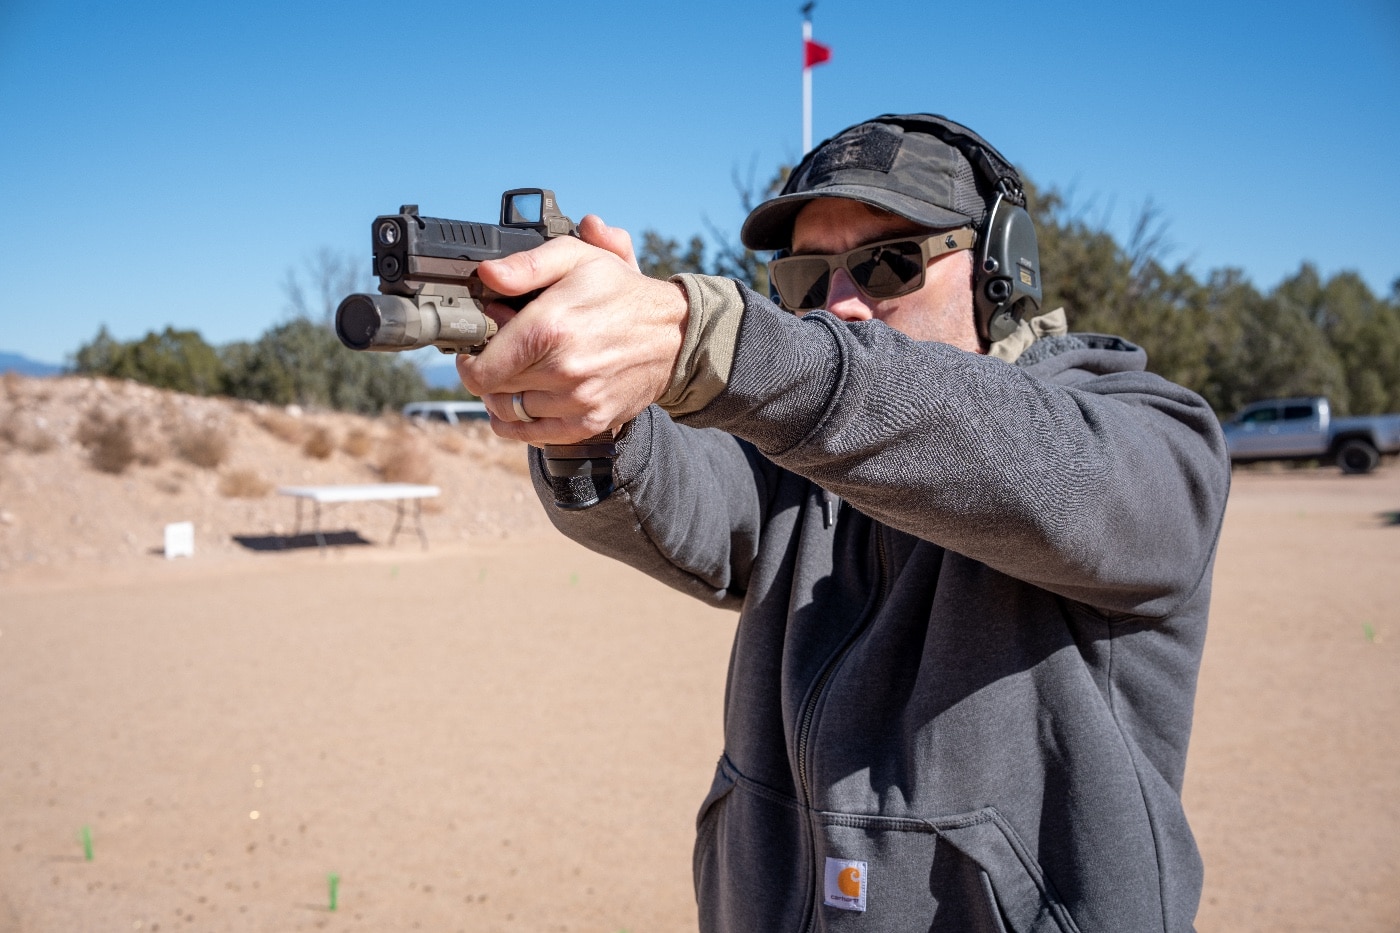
[988,306,1069,363]
[655,273,747,417]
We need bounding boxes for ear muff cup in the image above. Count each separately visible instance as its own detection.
[975,193,1042,343]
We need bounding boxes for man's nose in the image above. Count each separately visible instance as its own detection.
[823,268,875,322]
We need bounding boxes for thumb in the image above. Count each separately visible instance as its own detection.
[477,234,589,297]
[579,215,640,271]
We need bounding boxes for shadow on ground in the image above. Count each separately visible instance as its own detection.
[232,531,373,551]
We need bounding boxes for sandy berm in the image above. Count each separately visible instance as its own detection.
[1,375,1397,931]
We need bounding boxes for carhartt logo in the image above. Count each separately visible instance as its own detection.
[824,857,867,912]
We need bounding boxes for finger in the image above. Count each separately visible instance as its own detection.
[486,411,611,447]
[477,234,593,297]
[482,390,555,424]
[476,391,514,422]
[578,214,639,270]
[482,299,519,330]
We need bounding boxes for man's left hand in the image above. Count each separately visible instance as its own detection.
[456,215,690,444]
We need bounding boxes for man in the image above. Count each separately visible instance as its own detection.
[458,114,1230,932]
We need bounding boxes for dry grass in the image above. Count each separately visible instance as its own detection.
[377,429,432,484]
[256,410,305,444]
[435,430,466,454]
[302,425,336,460]
[0,410,58,454]
[476,431,531,477]
[174,421,231,469]
[133,418,168,467]
[218,468,273,498]
[342,426,374,458]
[78,412,138,475]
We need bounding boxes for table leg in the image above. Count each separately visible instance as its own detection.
[314,500,327,555]
[414,498,428,550]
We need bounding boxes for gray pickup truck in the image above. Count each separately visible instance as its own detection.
[1222,396,1400,474]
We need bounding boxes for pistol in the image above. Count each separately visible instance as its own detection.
[334,189,615,510]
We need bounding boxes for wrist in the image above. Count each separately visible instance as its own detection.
[656,274,745,417]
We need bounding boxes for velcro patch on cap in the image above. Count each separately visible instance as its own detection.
[807,124,900,182]
[823,857,868,912]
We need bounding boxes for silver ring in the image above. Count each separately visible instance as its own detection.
[511,392,535,423]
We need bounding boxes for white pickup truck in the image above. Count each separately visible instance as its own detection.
[1221,396,1400,474]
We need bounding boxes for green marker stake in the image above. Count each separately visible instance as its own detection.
[328,873,340,911]
[570,572,578,586]
[81,825,92,861]
[391,565,399,578]
[1364,623,1376,642]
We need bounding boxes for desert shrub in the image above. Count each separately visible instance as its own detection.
[0,410,58,454]
[133,433,167,467]
[341,426,373,457]
[73,325,226,395]
[222,317,427,413]
[434,430,465,454]
[302,425,335,460]
[256,409,305,444]
[174,422,231,469]
[79,413,138,474]
[219,468,273,498]
[378,430,432,484]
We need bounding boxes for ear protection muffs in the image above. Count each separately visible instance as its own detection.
[776,114,1042,343]
[975,186,1042,342]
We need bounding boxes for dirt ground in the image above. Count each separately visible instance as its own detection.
[1,376,1398,931]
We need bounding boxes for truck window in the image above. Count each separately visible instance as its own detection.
[1282,405,1314,421]
[1240,408,1278,424]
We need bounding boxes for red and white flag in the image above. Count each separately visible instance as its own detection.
[804,38,832,69]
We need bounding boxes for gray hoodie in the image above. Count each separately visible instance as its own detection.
[529,282,1230,932]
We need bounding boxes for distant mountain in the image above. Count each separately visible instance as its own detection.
[0,351,63,377]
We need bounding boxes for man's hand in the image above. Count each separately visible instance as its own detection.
[456,214,689,444]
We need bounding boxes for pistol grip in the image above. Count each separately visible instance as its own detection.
[541,432,616,510]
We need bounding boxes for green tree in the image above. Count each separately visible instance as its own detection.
[72,325,225,395]
[636,163,790,295]
[1029,184,1215,391]
[1198,268,1349,416]
[222,317,426,414]
[637,231,707,279]
[219,250,428,413]
[1270,265,1400,415]
[71,325,127,376]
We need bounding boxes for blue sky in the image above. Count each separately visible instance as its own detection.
[1,0,1397,367]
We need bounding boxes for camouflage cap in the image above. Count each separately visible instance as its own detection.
[741,115,993,251]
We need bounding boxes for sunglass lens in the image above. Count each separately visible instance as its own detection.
[850,241,924,298]
[773,257,831,311]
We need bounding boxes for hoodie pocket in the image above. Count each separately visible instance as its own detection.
[693,757,812,933]
[814,807,1081,933]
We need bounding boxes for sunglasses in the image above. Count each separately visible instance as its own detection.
[768,228,977,312]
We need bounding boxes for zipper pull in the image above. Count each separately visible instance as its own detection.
[822,490,840,529]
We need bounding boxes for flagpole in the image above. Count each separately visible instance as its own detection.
[801,5,813,153]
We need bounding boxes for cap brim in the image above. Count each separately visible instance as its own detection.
[740,185,974,251]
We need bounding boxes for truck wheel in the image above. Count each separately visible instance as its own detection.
[1337,438,1380,475]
